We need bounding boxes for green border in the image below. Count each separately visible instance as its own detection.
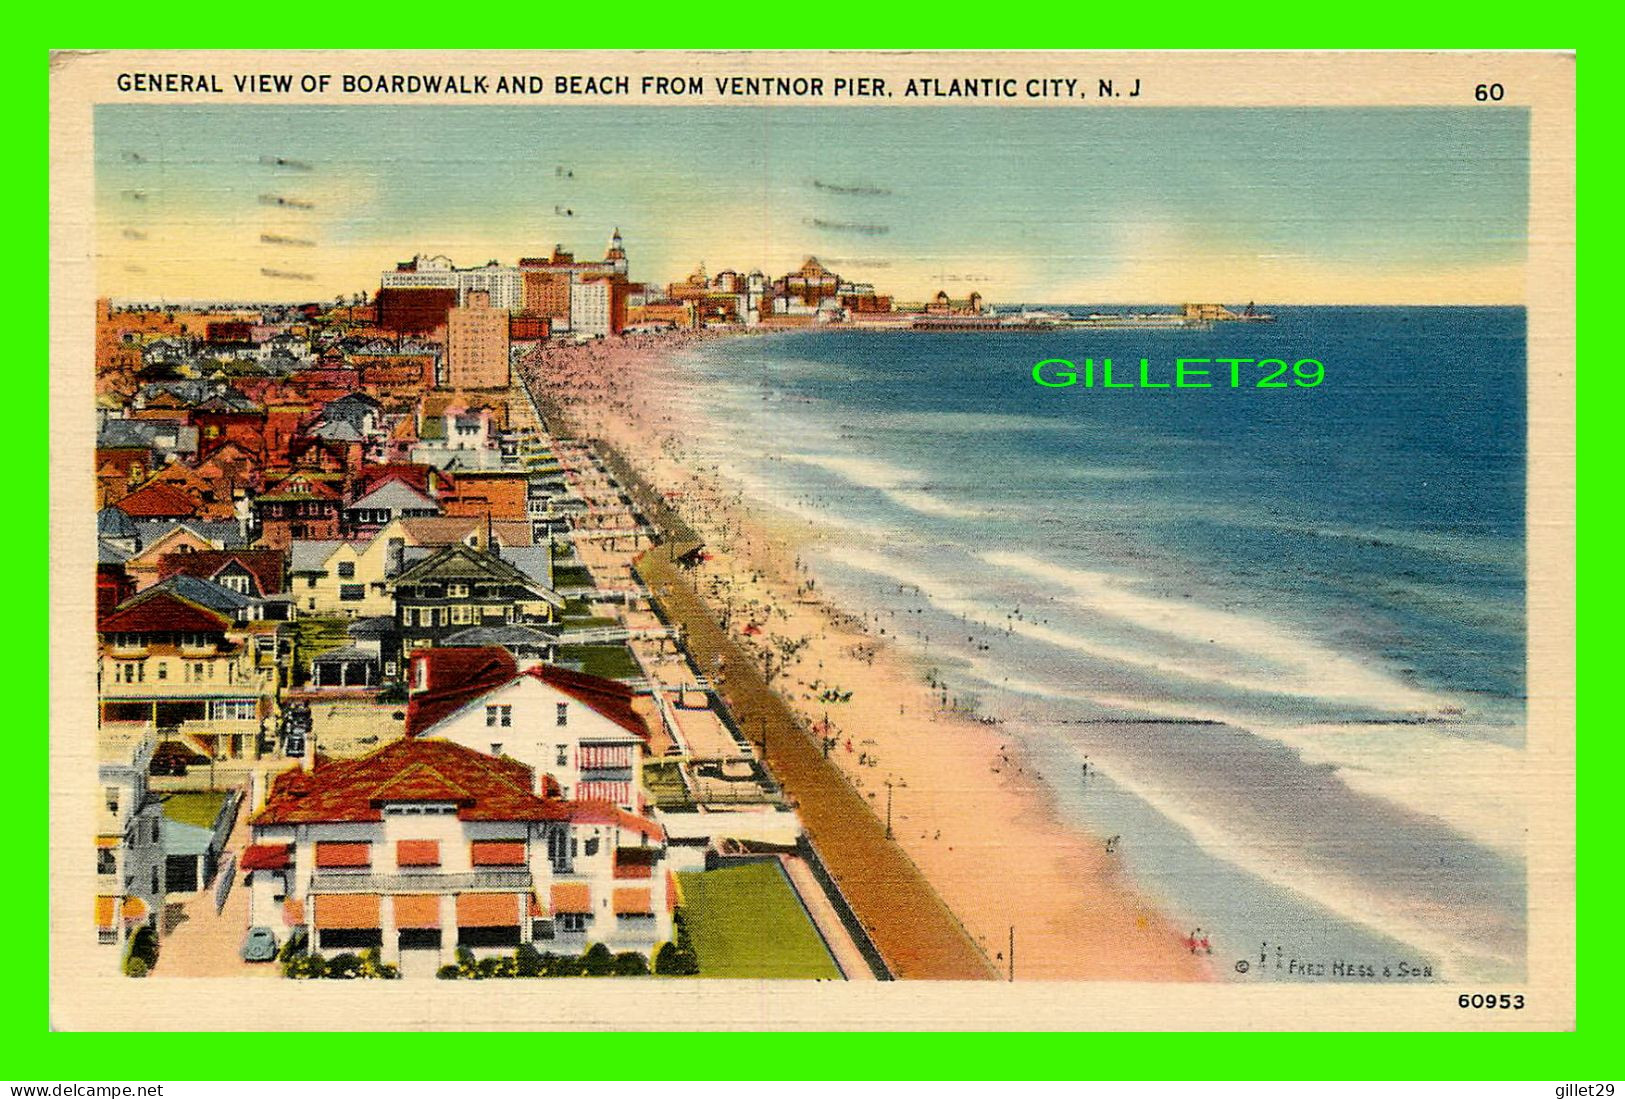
[33,25,1594,1081]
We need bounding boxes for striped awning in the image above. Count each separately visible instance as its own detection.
[456,892,520,928]
[241,843,291,870]
[550,882,591,914]
[469,841,526,867]
[393,894,441,929]
[579,744,634,770]
[612,888,652,916]
[577,780,632,806]
[314,893,381,929]
[96,895,148,928]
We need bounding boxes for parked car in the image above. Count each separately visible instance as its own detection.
[149,741,209,776]
[241,927,278,962]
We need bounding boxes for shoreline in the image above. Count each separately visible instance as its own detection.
[523,332,1212,981]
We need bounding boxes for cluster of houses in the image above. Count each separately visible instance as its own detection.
[93,291,686,970]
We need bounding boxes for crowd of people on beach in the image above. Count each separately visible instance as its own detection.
[513,329,1207,981]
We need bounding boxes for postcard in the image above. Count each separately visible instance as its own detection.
[48,48,1576,1031]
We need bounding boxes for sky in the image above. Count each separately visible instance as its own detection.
[95,104,1529,305]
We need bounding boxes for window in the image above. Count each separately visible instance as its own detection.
[556,703,568,727]
[457,925,520,948]
[447,583,469,598]
[451,605,473,625]
[383,803,455,816]
[150,867,159,893]
[222,574,250,594]
[319,928,382,951]
[151,820,160,844]
[340,584,365,601]
[306,576,318,589]
[97,849,116,875]
[546,830,570,873]
[490,742,502,756]
[337,561,355,579]
[98,928,117,945]
[105,787,119,814]
[583,837,599,857]
[557,913,588,933]
[156,662,167,680]
[556,745,568,767]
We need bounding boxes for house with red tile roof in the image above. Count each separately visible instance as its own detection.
[408,652,652,813]
[245,737,671,969]
[96,447,153,508]
[156,549,287,599]
[142,463,236,521]
[254,472,344,549]
[112,480,200,520]
[357,462,449,501]
[192,440,264,498]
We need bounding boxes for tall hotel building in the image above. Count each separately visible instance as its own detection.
[381,231,630,336]
[445,290,510,389]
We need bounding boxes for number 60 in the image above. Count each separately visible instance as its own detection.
[1475,83,1505,101]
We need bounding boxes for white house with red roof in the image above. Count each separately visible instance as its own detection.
[405,647,651,812]
[243,737,671,971]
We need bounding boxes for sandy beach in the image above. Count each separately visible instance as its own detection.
[523,333,1211,981]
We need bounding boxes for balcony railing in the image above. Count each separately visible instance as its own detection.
[309,869,533,893]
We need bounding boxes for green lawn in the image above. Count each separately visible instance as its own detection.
[552,566,595,590]
[676,862,841,979]
[642,762,694,810]
[553,644,642,681]
[290,617,353,682]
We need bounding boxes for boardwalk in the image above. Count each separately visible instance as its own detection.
[638,550,995,981]
[511,365,990,979]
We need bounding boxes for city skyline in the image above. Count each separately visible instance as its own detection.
[96,104,1529,306]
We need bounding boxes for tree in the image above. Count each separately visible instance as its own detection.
[582,942,615,976]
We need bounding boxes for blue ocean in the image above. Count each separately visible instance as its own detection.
[667,307,1527,982]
